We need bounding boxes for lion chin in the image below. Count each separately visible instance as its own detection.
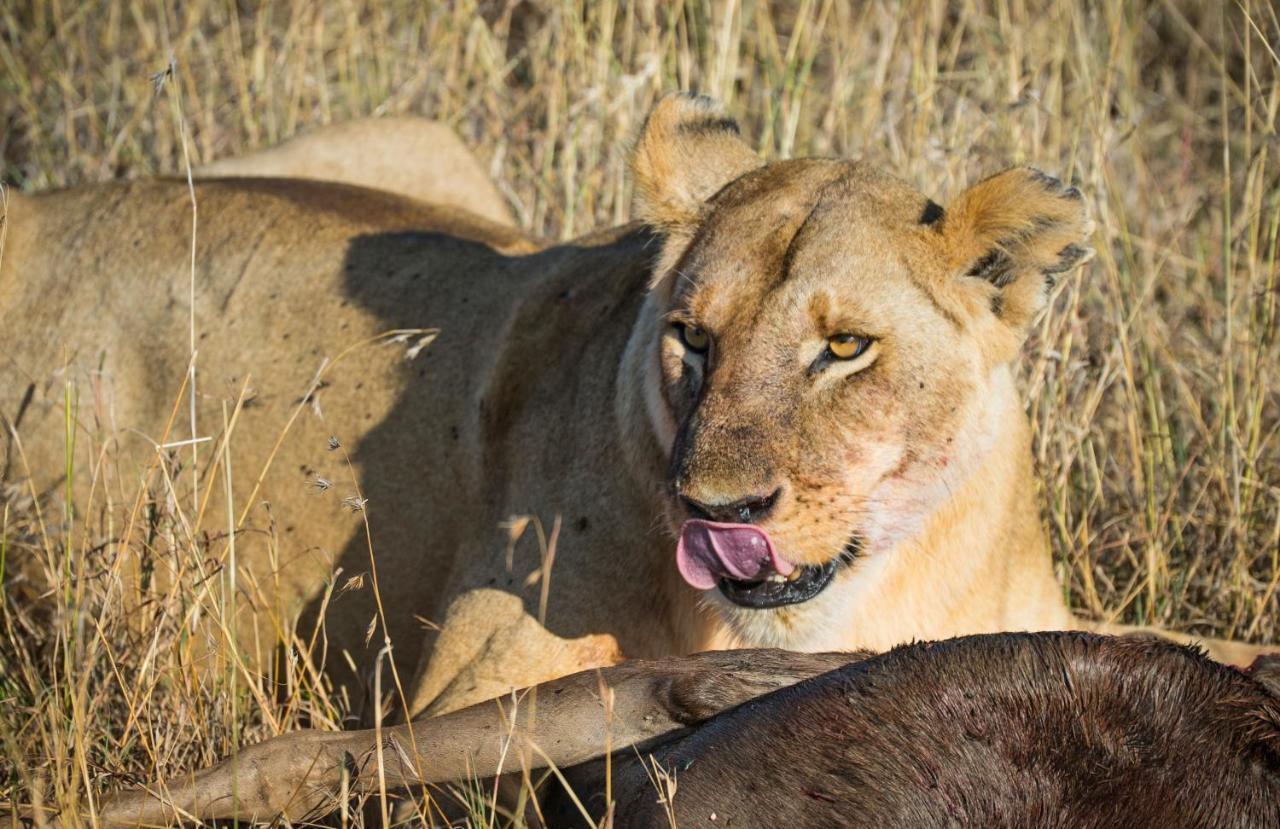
[707,570,872,651]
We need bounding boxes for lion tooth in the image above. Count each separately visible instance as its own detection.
[786,569,802,582]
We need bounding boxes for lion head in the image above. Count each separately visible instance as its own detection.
[624,94,1092,646]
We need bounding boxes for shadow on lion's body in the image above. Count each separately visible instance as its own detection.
[0,177,663,715]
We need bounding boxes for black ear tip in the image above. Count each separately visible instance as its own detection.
[667,91,725,115]
[1025,167,1085,202]
[919,199,945,227]
[1026,167,1061,187]
[651,93,741,137]
[1043,243,1091,276]
[682,91,716,106]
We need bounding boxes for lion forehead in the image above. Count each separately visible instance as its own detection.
[685,162,935,279]
[674,162,939,330]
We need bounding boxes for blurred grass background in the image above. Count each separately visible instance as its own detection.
[2,0,1279,825]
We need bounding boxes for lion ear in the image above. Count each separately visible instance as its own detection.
[631,93,763,230]
[937,167,1094,334]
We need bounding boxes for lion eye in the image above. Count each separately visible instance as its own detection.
[827,334,871,360]
[678,324,711,354]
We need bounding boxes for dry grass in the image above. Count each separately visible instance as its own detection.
[2,0,1279,825]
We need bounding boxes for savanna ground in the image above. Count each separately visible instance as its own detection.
[1,0,1279,825]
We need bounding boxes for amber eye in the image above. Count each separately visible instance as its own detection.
[679,324,711,354]
[827,334,872,360]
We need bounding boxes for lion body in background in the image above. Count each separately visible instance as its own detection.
[195,116,517,227]
[2,175,624,717]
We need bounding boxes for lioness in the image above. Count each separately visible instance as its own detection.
[0,94,1265,722]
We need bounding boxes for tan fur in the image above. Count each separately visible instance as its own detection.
[195,116,516,227]
[0,95,1267,726]
[409,590,621,718]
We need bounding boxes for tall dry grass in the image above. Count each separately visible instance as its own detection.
[1,0,1279,826]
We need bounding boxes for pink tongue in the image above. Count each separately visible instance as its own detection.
[676,519,796,590]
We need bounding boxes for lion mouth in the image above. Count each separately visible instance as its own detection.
[676,519,861,609]
[717,537,860,608]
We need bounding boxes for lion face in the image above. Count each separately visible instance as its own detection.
[629,94,1091,643]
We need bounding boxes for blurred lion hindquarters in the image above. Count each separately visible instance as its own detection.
[195,116,518,229]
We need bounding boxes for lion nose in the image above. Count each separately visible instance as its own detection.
[680,488,781,524]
